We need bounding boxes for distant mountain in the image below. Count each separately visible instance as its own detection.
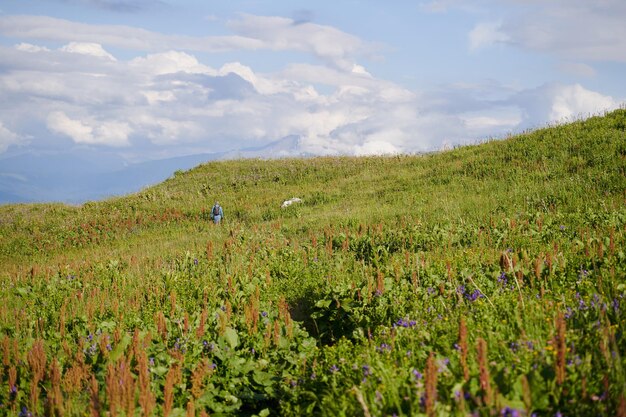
[223,135,310,159]
[0,150,223,204]
[0,136,312,205]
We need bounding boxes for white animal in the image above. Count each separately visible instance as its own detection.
[281,197,302,208]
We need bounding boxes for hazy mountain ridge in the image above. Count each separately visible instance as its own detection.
[0,136,308,204]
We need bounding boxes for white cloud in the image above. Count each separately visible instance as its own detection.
[558,62,596,78]
[460,111,522,131]
[6,39,621,158]
[0,13,373,71]
[511,83,619,127]
[0,12,623,161]
[132,114,204,145]
[129,50,214,75]
[60,42,116,60]
[469,22,509,50]
[503,1,626,62]
[0,15,263,52]
[47,111,131,146]
[0,122,23,152]
[549,84,618,122]
[227,14,374,71]
[355,140,400,156]
[280,63,414,102]
[459,0,626,63]
[217,62,285,95]
[47,112,93,143]
[15,42,50,52]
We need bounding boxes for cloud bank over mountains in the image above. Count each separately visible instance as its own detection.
[0,9,622,162]
[0,1,624,202]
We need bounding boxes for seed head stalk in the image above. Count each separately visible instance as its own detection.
[477,338,493,407]
[555,312,566,385]
[425,352,437,417]
[458,317,469,382]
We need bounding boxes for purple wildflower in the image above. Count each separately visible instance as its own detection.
[19,407,33,417]
[466,289,483,302]
[395,318,409,328]
[438,357,450,372]
[501,407,521,417]
[591,293,600,308]
[376,343,392,353]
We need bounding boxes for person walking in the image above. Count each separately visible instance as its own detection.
[211,201,223,224]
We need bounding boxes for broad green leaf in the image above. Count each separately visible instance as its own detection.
[152,366,168,377]
[109,333,131,362]
[223,327,239,349]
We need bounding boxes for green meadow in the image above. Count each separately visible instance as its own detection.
[1,109,625,416]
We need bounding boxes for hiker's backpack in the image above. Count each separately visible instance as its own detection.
[212,205,220,216]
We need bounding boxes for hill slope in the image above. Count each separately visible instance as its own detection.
[0,110,625,416]
[2,109,624,262]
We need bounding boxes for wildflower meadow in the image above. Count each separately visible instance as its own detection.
[1,110,625,416]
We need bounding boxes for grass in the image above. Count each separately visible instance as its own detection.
[0,109,625,416]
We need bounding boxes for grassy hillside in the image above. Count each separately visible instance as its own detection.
[0,109,625,416]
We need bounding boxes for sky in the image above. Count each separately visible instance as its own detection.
[0,0,625,165]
